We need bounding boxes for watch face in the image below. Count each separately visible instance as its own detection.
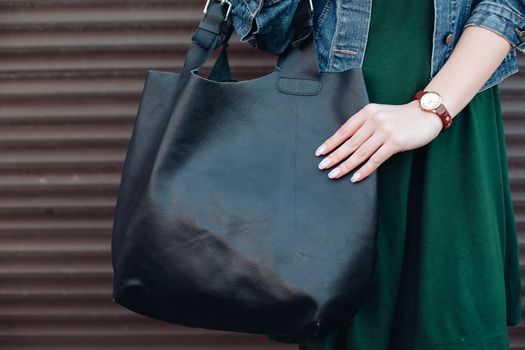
[420,92,442,110]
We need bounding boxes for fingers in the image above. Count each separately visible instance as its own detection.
[350,143,396,182]
[324,132,386,180]
[314,104,372,156]
[313,102,407,183]
[317,119,375,171]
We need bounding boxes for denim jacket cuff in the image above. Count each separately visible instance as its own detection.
[463,2,525,54]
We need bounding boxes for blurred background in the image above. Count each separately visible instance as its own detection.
[0,0,524,349]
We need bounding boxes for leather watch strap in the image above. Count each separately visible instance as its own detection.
[413,90,453,131]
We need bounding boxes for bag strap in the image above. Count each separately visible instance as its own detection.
[277,0,321,82]
[179,0,234,79]
[181,0,320,85]
[289,0,316,49]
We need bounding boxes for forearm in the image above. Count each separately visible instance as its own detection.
[424,25,513,119]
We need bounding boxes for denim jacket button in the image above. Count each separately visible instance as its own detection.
[444,33,454,45]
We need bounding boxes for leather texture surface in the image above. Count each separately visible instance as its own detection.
[111,0,378,339]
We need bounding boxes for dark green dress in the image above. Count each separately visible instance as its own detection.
[296,0,523,349]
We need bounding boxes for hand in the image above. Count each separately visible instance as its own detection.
[314,100,444,183]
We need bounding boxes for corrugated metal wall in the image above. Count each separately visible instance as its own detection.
[502,53,525,348]
[0,0,523,349]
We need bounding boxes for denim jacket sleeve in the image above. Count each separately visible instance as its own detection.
[231,0,323,55]
[463,0,525,54]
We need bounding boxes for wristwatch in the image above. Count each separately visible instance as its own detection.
[413,90,453,131]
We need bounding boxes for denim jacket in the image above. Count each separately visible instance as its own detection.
[230,0,525,93]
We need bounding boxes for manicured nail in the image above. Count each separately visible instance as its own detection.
[315,143,327,156]
[318,157,331,169]
[351,172,361,183]
[328,167,341,178]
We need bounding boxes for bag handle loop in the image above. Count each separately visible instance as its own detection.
[182,0,321,85]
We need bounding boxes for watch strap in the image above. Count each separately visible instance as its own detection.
[413,89,453,131]
[413,89,427,101]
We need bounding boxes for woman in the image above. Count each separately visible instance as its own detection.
[231,0,525,349]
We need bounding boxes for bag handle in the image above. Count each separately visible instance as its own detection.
[277,0,320,80]
[178,0,234,80]
[181,0,321,87]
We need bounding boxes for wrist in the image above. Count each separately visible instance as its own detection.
[413,89,453,131]
[422,84,458,119]
[409,100,443,133]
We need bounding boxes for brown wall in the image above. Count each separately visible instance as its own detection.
[0,0,524,349]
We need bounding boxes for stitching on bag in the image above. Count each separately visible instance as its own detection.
[294,99,297,262]
[276,77,321,95]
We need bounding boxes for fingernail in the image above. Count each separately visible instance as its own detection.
[315,143,327,156]
[328,167,341,178]
[318,157,331,169]
[350,172,361,183]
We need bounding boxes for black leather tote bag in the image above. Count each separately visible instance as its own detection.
[111,0,378,339]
